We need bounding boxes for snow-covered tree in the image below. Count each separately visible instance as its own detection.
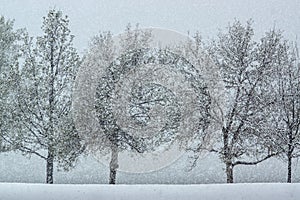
[201,20,282,183]
[265,40,300,183]
[11,10,84,184]
[79,24,153,184]
[105,24,152,184]
[77,24,211,184]
[0,16,22,153]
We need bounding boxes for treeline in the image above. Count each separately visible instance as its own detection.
[0,9,299,184]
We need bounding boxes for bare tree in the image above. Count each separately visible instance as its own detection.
[266,41,300,183]
[197,20,283,183]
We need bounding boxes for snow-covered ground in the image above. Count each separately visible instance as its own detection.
[0,183,299,200]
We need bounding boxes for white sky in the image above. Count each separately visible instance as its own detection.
[1,0,299,54]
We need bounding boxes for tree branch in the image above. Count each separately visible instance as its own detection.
[232,152,277,167]
[0,135,47,160]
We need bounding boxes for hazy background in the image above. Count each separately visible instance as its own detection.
[0,0,300,184]
[1,0,299,54]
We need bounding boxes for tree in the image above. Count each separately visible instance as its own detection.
[11,10,83,184]
[201,20,283,183]
[104,24,154,184]
[266,41,300,183]
[76,24,211,184]
[78,24,153,184]
[0,16,22,153]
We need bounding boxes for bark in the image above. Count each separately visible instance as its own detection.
[226,162,234,183]
[223,127,234,183]
[287,130,293,183]
[109,145,119,184]
[46,149,54,184]
[287,153,292,183]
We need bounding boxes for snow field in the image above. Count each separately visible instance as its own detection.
[0,183,299,200]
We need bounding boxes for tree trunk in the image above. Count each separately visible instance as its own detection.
[109,145,119,184]
[47,38,55,185]
[226,162,234,183]
[287,154,292,183]
[46,149,54,184]
[222,127,233,183]
[287,130,293,183]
